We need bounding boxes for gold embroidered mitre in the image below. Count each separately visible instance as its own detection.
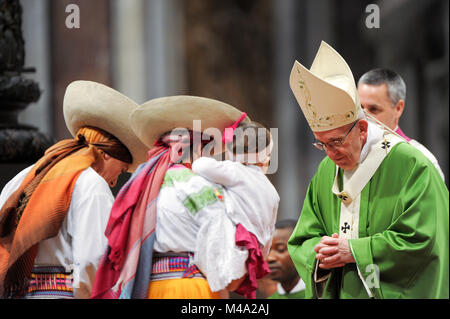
[289,41,362,132]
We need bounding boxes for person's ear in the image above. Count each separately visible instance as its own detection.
[394,99,405,120]
[103,152,112,160]
[358,120,369,142]
[358,119,368,133]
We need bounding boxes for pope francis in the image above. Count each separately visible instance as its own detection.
[287,41,449,299]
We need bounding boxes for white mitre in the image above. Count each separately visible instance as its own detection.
[289,41,362,132]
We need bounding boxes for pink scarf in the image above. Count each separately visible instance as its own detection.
[234,224,270,299]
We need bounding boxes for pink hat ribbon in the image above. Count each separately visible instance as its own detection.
[222,112,247,144]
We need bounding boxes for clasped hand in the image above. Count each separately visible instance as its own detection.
[314,233,355,269]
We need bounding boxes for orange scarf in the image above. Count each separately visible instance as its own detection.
[0,127,115,298]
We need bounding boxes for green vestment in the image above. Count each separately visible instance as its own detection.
[287,142,449,299]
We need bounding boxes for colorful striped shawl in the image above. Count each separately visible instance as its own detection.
[91,130,208,299]
[91,146,170,299]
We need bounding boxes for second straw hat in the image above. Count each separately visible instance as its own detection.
[130,95,250,149]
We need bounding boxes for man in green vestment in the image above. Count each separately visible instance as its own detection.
[286,41,449,299]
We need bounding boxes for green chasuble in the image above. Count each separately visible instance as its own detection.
[287,142,449,299]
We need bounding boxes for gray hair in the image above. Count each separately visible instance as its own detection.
[358,68,406,106]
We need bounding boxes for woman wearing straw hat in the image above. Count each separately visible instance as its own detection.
[91,96,271,299]
[0,81,148,299]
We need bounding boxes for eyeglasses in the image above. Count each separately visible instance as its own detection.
[312,121,358,151]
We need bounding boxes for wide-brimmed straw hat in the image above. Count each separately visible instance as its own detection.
[130,95,250,151]
[63,80,149,172]
[289,41,362,132]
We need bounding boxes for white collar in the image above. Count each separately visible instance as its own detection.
[277,278,305,295]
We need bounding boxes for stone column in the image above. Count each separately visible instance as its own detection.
[110,0,147,103]
[145,0,186,98]
[0,0,53,189]
[272,0,305,220]
[272,0,337,219]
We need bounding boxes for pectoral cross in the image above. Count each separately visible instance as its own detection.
[381,140,390,149]
[341,222,350,234]
[381,139,391,154]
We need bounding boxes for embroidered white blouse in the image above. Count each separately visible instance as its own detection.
[192,157,280,255]
[154,165,249,292]
[0,166,112,299]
